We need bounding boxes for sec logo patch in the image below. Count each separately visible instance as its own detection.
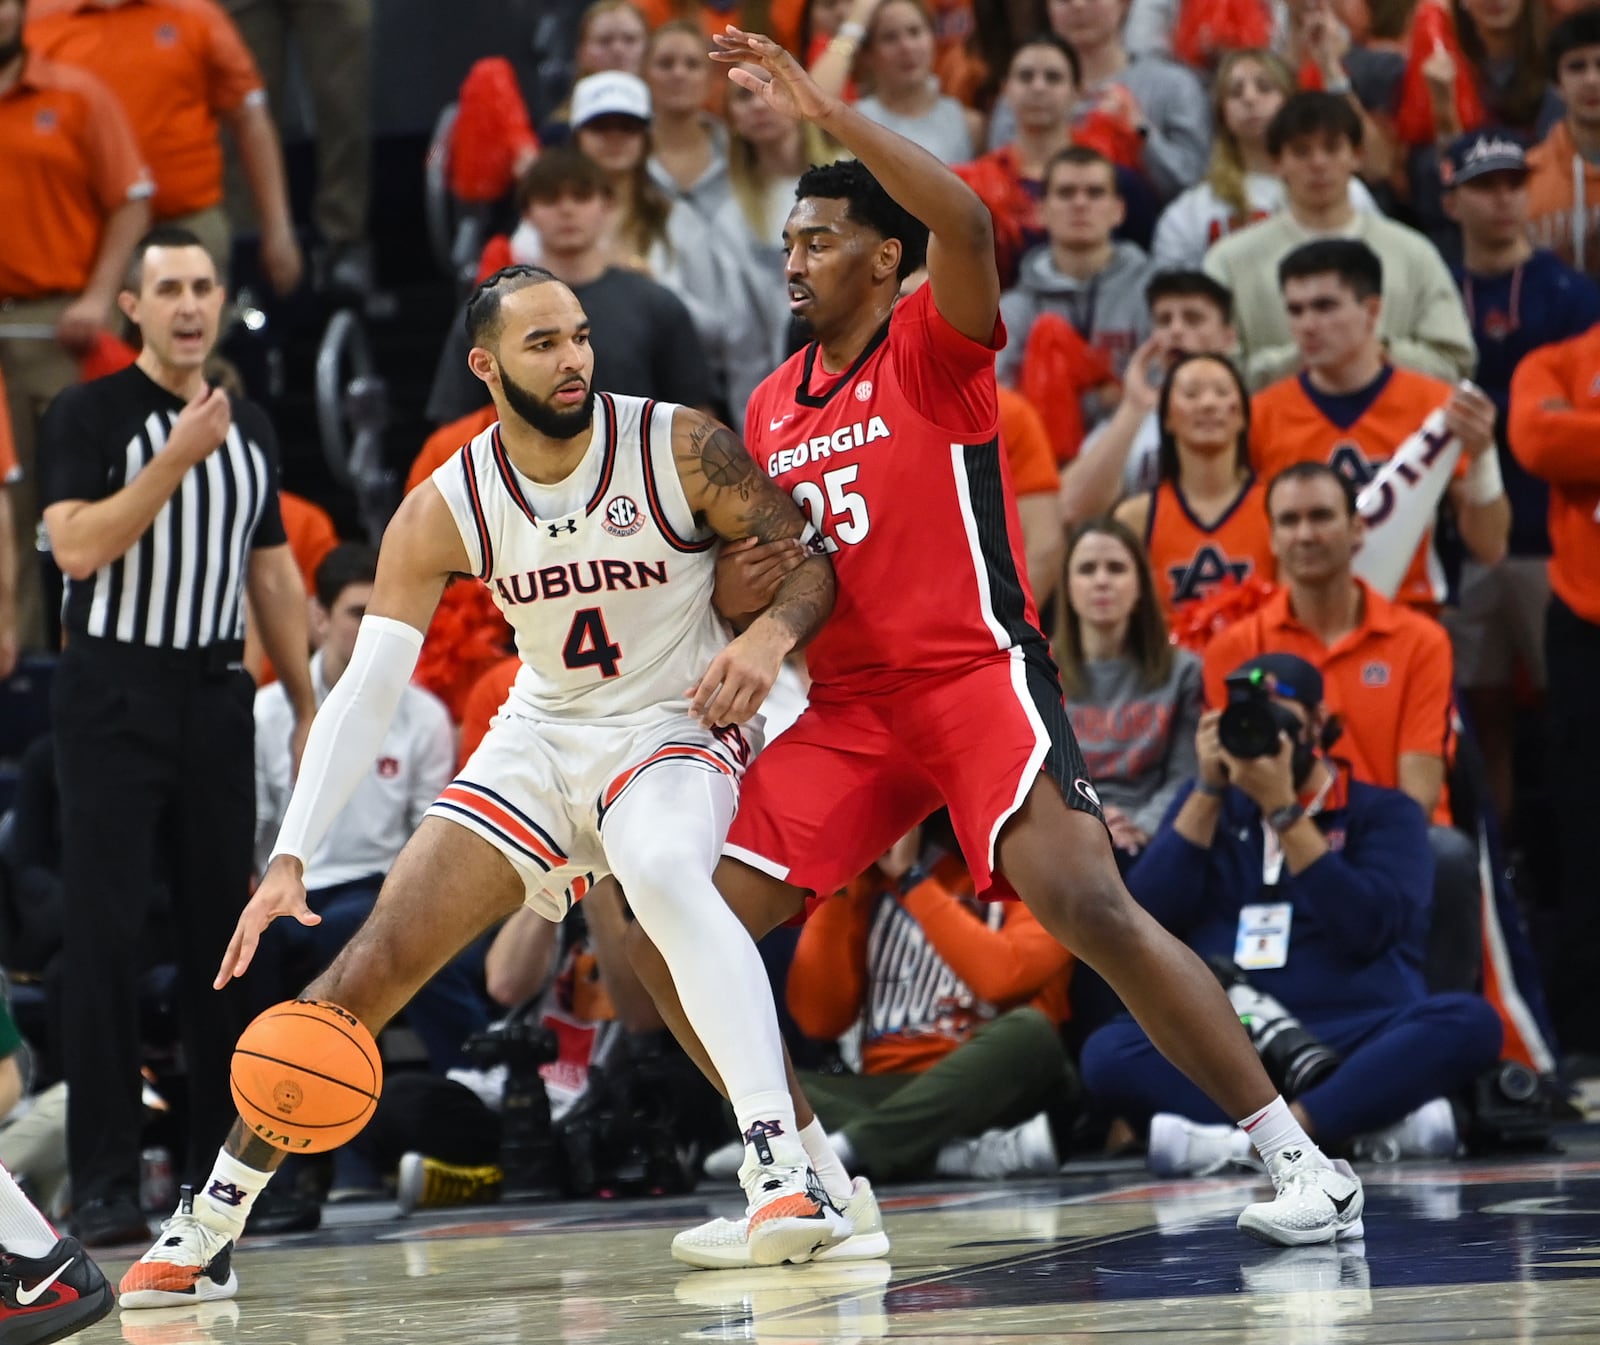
[854,380,873,402]
[603,495,643,537]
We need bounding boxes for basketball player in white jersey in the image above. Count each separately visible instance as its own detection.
[118,265,846,1311]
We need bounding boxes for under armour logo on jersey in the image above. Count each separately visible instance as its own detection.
[205,1180,248,1207]
[547,520,579,537]
[1168,546,1253,604]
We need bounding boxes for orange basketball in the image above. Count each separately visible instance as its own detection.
[230,1000,382,1154]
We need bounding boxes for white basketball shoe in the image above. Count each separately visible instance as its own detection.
[1237,1152,1365,1246]
[675,1176,886,1269]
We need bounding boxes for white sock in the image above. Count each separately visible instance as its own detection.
[1238,1096,1326,1169]
[0,1163,57,1257]
[733,1090,804,1168]
[194,1151,273,1241]
[799,1118,853,1203]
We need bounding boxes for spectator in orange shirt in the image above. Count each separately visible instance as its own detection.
[0,0,152,645]
[1203,462,1484,993]
[26,0,300,294]
[778,832,1081,1183]
[1115,353,1274,625]
[1526,11,1600,280]
[406,404,500,497]
[998,384,1065,606]
[1249,239,1508,613]
[1508,326,1600,1057]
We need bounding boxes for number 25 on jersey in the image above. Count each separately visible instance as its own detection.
[790,465,871,553]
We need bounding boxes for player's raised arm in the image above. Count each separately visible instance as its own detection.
[215,484,470,987]
[673,407,835,726]
[711,26,999,344]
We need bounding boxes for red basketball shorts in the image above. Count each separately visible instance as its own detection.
[725,647,1105,901]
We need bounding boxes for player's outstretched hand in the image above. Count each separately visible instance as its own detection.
[714,536,808,623]
[214,856,321,989]
[688,627,788,727]
[711,27,838,123]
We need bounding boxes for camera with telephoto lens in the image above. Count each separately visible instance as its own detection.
[463,1010,565,1196]
[1208,957,1342,1098]
[1219,668,1306,759]
[555,1031,703,1198]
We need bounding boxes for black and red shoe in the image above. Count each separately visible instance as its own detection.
[0,1237,114,1345]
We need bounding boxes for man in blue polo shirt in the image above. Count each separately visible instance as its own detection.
[1079,653,1504,1175]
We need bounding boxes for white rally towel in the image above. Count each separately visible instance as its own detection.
[1351,389,1467,600]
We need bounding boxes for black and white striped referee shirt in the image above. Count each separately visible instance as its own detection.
[38,366,286,649]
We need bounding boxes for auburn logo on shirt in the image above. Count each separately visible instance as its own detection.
[1361,662,1391,686]
[1168,544,1255,604]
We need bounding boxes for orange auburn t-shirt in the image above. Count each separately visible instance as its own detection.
[786,857,1072,1076]
[1144,476,1275,624]
[1250,366,1465,612]
[1201,579,1455,821]
[0,54,153,300]
[27,0,262,219]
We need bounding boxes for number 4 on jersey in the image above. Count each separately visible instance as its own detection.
[563,607,622,679]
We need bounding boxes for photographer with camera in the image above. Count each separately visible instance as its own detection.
[1202,463,1485,996]
[1079,652,1503,1175]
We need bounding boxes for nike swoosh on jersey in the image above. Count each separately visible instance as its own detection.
[15,1258,72,1306]
[768,414,793,431]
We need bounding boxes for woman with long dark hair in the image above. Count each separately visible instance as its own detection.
[1114,353,1275,624]
[1056,518,1201,857]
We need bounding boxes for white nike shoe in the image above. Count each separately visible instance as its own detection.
[118,1189,238,1309]
[673,1176,889,1270]
[934,1113,1059,1180]
[737,1141,852,1267]
[1237,1153,1365,1247]
[1147,1113,1263,1178]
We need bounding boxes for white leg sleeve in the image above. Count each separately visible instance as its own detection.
[601,763,796,1129]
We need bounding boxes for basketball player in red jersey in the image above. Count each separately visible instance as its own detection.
[634,28,1365,1256]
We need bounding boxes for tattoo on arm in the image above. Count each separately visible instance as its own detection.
[763,551,836,649]
[681,415,801,544]
[677,411,835,647]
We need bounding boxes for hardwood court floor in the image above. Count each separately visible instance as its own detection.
[92,1133,1600,1345]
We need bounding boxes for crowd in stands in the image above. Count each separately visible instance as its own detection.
[1,0,1598,1234]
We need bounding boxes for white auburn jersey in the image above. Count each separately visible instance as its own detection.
[431,393,728,723]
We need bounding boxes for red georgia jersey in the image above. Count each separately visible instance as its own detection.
[745,284,1042,693]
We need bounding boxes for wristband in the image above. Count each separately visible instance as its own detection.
[1268,801,1306,833]
[1464,449,1505,505]
[1193,779,1226,798]
[834,20,866,43]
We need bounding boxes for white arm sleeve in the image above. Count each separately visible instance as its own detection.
[267,615,427,867]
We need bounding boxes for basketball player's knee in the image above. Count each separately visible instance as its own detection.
[1028,869,1142,960]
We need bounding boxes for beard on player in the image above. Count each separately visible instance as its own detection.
[499,363,595,440]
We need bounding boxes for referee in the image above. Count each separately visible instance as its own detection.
[38,226,315,1247]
